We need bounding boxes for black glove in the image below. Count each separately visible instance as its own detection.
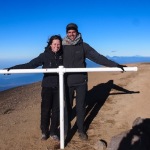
[4,67,12,71]
[4,67,12,75]
[117,64,127,72]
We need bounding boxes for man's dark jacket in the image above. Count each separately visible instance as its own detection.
[63,39,119,86]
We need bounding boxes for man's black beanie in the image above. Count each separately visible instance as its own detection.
[66,23,78,33]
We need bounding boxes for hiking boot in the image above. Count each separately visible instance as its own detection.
[41,133,48,141]
[50,135,60,142]
[78,132,88,141]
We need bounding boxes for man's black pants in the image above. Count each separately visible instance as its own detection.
[65,83,87,133]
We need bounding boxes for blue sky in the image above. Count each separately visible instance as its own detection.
[0,0,150,63]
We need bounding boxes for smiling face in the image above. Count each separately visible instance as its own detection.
[50,39,61,53]
[67,29,77,41]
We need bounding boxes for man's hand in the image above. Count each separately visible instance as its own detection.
[117,64,127,72]
[4,68,12,75]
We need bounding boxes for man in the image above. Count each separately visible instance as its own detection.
[62,23,126,140]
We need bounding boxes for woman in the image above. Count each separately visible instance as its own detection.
[7,35,63,141]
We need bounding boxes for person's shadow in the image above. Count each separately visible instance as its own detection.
[65,80,139,145]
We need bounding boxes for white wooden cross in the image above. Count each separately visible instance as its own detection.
[0,66,138,149]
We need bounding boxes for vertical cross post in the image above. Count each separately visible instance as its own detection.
[58,66,65,149]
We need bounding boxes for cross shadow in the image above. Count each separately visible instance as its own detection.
[65,80,140,146]
[85,80,139,132]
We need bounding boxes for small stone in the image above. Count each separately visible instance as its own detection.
[93,139,107,150]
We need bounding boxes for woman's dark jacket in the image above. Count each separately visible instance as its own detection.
[9,48,63,87]
[63,39,119,86]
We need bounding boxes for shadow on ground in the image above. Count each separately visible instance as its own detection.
[65,80,139,146]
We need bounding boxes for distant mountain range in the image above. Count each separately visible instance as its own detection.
[86,56,150,67]
[0,56,149,92]
[107,55,150,64]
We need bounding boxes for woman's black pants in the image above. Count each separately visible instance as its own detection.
[40,87,59,135]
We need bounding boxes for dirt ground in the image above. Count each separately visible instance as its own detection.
[0,63,150,150]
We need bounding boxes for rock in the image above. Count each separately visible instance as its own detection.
[107,117,150,150]
[107,131,128,150]
[93,139,107,150]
